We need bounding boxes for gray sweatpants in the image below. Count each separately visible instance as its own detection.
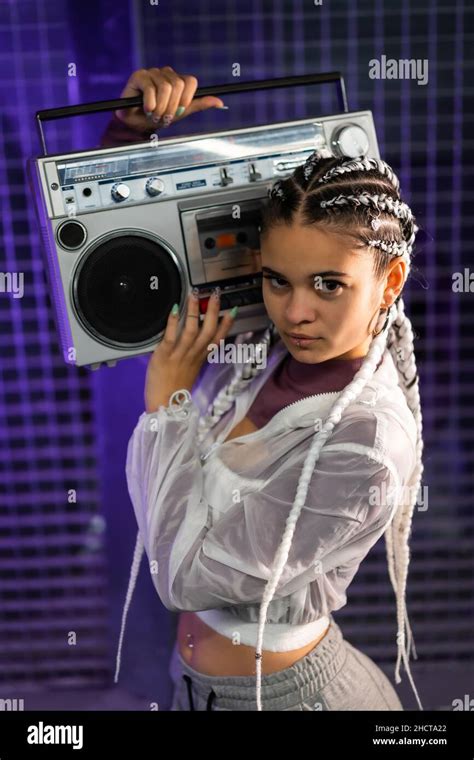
[168,615,403,711]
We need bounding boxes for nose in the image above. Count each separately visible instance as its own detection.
[284,291,319,327]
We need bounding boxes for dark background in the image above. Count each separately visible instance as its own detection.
[0,0,472,711]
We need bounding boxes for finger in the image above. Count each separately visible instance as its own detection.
[210,308,237,348]
[117,69,156,122]
[173,291,202,357]
[175,74,199,116]
[142,83,157,114]
[157,67,185,125]
[119,68,150,99]
[161,301,180,348]
[148,67,173,122]
[192,290,223,352]
[127,70,160,114]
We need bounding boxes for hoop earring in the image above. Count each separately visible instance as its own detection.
[372,305,392,336]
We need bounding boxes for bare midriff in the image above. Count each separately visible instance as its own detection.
[177,415,330,676]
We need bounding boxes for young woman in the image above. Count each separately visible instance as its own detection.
[108,68,424,711]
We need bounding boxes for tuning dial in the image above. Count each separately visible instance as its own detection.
[331,125,370,158]
[111,182,130,202]
[145,177,165,197]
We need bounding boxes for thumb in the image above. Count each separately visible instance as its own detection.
[183,96,226,116]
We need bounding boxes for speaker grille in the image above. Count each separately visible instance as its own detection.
[74,235,182,345]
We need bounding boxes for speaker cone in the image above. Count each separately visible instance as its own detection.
[73,234,182,345]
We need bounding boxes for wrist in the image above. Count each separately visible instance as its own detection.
[145,388,193,415]
[145,397,170,414]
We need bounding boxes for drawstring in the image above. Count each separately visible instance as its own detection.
[182,674,216,711]
[182,675,195,710]
[206,689,216,711]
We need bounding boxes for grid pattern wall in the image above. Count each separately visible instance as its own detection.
[0,0,110,689]
[135,0,474,667]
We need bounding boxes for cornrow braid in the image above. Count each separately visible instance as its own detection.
[318,191,419,262]
[320,192,414,224]
[316,156,401,193]
[302,146,333,182]
[368,239,410,256]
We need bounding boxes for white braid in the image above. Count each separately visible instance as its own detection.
[385,299,424,701]
[268,179,285,201]
[317,156,401,193]
[114,531,145,683]
[320,192,414,225]
[368,239,410,256]
[302,147,333,181]
[317,191,417,262]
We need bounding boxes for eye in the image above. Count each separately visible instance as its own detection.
[262,275,345,294]
[317,279,345,295]
[262,275,289,290]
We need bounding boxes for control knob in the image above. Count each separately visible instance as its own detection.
[111,182,130,202]
[331,125,370,158]
[146,177,165,197]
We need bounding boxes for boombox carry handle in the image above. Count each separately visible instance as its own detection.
[35,72,348,156]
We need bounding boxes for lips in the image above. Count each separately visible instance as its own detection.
[287,334,321,347]
[288,333,319,340]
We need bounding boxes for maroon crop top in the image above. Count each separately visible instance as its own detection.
[246,350,383,429]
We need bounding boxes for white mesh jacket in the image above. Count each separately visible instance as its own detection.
[116,330,418,685]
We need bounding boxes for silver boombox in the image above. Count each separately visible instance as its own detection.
[28,73,380,369]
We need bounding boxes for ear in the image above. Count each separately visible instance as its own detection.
[383,257,407,306]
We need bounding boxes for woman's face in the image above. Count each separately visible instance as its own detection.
[259,222,401,363]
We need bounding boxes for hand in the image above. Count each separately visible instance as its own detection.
[115,66,226,133]
[144,289,236,414]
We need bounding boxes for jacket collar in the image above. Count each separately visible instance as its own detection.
[240,336,404,432]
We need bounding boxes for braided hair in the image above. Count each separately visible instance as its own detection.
[195,150,424,711]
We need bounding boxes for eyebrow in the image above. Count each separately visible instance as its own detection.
[261,266,352,278]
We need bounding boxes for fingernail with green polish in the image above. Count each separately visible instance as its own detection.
[230,306,238,318]
[175,106,186,116]
[171,303,179,315]
[216,105,229,110]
